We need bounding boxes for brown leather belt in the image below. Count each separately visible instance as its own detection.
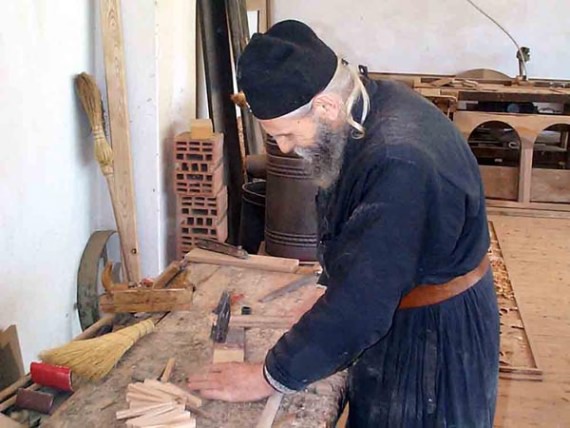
[398,255,490,310]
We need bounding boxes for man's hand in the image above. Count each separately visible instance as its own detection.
[187,362,274,402]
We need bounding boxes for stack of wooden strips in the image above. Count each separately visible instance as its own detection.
[116,379,202,427]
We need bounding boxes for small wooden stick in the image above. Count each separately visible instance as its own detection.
[116,402,174,420]
[160,358,176,382]
[143,379,202,408]
[0,374,32,403]
[255,393,283,428]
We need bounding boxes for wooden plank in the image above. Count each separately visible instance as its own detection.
[126,407,188,427]
[229,315,293,329]
[486,200,570,212]
[116,402,175,420]
[185,248,299,273]
[99,0,141,283]
[143,379,203,408]
[518,146,534,203]
[99,288,193,313]
[486,206,570,219]
[0,413,25,428]
[212,327,245,364]
[531,168,570,203]
[152,262,183,289]
[128,383,174,402]
[453,111,570,143]
[0,375,31,404]
[160,358,176,382]
[255,393,283,428]
[0,326,24,391]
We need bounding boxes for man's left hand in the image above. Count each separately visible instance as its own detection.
[187,362,274,402]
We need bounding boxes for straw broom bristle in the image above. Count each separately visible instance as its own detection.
[39,319,155,380]
[74,72,114,173]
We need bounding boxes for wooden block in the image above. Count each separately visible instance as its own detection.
[126,407,188,427]
[99,288,193,313]
[0,326,24,390]
[184,248,299,273]
[0,413,25,428]
[190,119,214,139]
[143,379,202,408]
[255,393,283,428]
[116,402,175,420]
[152,262,183,289]
[128,383,174,402]
[0,374,31,404]
[126,392,166,404]
[160,358,176,382]
[229,315,294,330]
[158,420,196,428]
[213,327,245,364]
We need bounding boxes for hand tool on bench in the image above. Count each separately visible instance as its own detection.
[210,291,246,363]
[258,270,321,303]
[211,291,232,343]
[151,257,191,289]
[196,238,249,259]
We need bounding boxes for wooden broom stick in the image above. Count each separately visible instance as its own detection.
[74,72,133,283]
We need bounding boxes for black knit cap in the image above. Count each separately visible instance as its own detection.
[237,20,337,120]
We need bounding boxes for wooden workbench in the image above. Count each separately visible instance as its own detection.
[44,262,346,428]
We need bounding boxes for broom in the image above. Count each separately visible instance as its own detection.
[74,72,132,282]
[39,319,155,380]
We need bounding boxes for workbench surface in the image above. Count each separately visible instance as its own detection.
[44,262,346,428]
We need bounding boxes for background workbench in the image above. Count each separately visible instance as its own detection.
[44,262,346,428]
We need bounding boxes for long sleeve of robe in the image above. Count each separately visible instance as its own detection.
[264,78,500,428]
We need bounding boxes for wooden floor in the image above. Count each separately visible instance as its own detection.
[492,215,570,427]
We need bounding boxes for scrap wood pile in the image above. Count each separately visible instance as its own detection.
[487,222,542,380]
[116,379,202,428]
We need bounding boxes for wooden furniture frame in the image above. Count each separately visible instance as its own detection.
[371,71,570,213]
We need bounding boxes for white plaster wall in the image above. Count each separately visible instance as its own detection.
[119,1,161,278]
[0,0,196,367]
[157,0,197,263]
[0,0,97,366]
[271,0,570,79]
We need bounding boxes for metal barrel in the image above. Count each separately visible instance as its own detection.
[265,138,318,261]
[239,180,266,254]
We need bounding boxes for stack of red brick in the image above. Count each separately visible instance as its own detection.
[174,131,228,259]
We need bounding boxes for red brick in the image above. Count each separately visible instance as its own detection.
[174,162,224,196]
[178,187,228,219]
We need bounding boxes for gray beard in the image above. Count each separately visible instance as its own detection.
[294,121,349,189]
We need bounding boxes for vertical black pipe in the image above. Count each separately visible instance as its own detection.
[198,0,243,244]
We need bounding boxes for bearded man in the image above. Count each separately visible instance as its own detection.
[188,20,500,428]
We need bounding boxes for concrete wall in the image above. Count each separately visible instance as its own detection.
[0,0,196,367]
[271,0,570,79]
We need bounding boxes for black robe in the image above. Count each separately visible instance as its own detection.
[264,78,500,427]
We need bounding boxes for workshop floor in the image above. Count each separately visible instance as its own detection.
[337,215,570,427]
[491,215,570,427]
